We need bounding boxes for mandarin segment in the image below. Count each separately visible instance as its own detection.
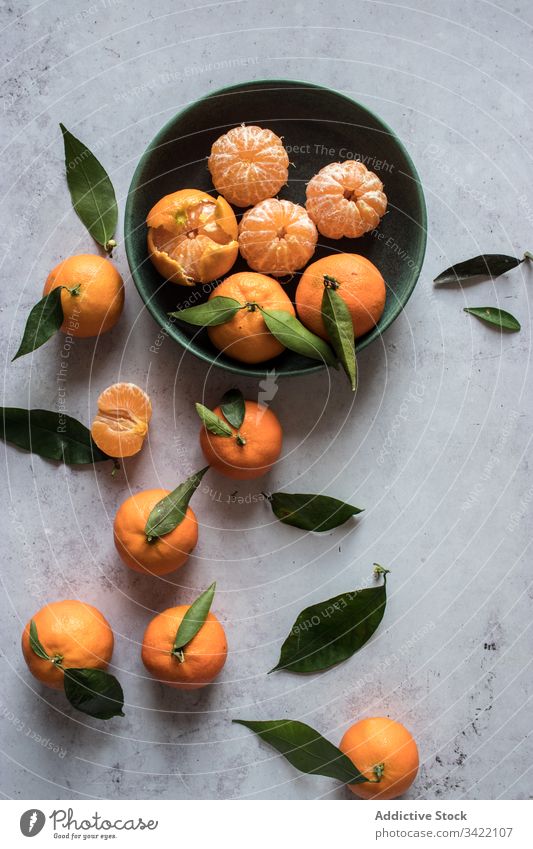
[238,198,318,277]
[208,124,289,208]
[21,600,114,690]
[141,606,227,690]
[91,382,152,458]
[207,271,296,363]
[295,253,386,340]
[199,400,282,480]
[339,717,419,800]
[43,254,124,338]
[306,161,387,239]
[146,188,238,285]
[114,489,198,576]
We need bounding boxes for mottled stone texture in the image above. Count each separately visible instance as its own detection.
[1,0,532,800]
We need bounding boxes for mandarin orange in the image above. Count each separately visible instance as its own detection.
[208,125,289,208]
[306,161,387,239]
[295,253,386,340]
[21,600,114,690]
[207,271,296,363]
[91,382,152,458]
[43,254,124,337]
[339,717,419,800]
[238,198,318,277]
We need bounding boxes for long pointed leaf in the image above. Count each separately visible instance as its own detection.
[0,407,110,464]
[233,719,368,784]
[434,254,523,285]
[321,287,357,390]
[60,123,117,251]
[13,288,64,360]
[170,297,242,326]
[269,492,363,532]
[464,306,520,332]
[173,582,216,652]
[145,467,208,541]
[260,308,337,366]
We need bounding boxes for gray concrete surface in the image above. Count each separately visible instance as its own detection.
[1,0,532,800]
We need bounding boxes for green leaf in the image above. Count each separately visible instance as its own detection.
[269,492,363,532]
[29,620,51,661]
[60,123,117,251]
[434,254,524,285]
[464,307,521,332]
[172,582,216,654]
[195,403,233,437]
[220,388,245,429]
[233,719,368,784]
[0,408,111,464]
[13,288,64,361]
[271,569,389,674]
[260,308,337,366]
[145,467,209,542]
[170,297,243,326]
[63,668,125,719]
[322,286,357,391]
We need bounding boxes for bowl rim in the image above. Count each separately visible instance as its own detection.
[124,78,428,379]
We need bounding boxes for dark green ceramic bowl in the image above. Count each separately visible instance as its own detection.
[124,80,427,378]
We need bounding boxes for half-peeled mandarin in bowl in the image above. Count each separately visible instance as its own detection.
[146,188,239,286]
[91,382,152,458]
[207,271,296,364]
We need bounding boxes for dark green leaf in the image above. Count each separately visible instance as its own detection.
[0,408,111,464]
[233,719,368,784]
[260,308,337,366]
[173,582,216,653]
[272,569,388,673]
[13,288,64,361]
[434,254,523,285]
[60,123,117,251]
[220,388,245,429]
[464,307,520,332]
[269,492,363,532]
[63,668,124,719]
[195,403,233,437]
[322,286,357,390]
[145,467,208,542]
[29,620,51,661]
[170,297,243,326]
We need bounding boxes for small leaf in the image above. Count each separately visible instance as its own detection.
[269,492,363,532]
[13,288,64,361]
[0,408,111,464]
[322,286,357,391]
[233,719,368,784]
[145,467,209,542]
[195,403,233,437]
[29,620,51,661]
[220,388,245,429]
[170,297,243,326]
[434,254,523,285]
[63,668,124,719]
[464,307,521,332]
[272,570,388,673]
[260,308,337,366]
[173,582,216,653]
[60,124,117,252]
